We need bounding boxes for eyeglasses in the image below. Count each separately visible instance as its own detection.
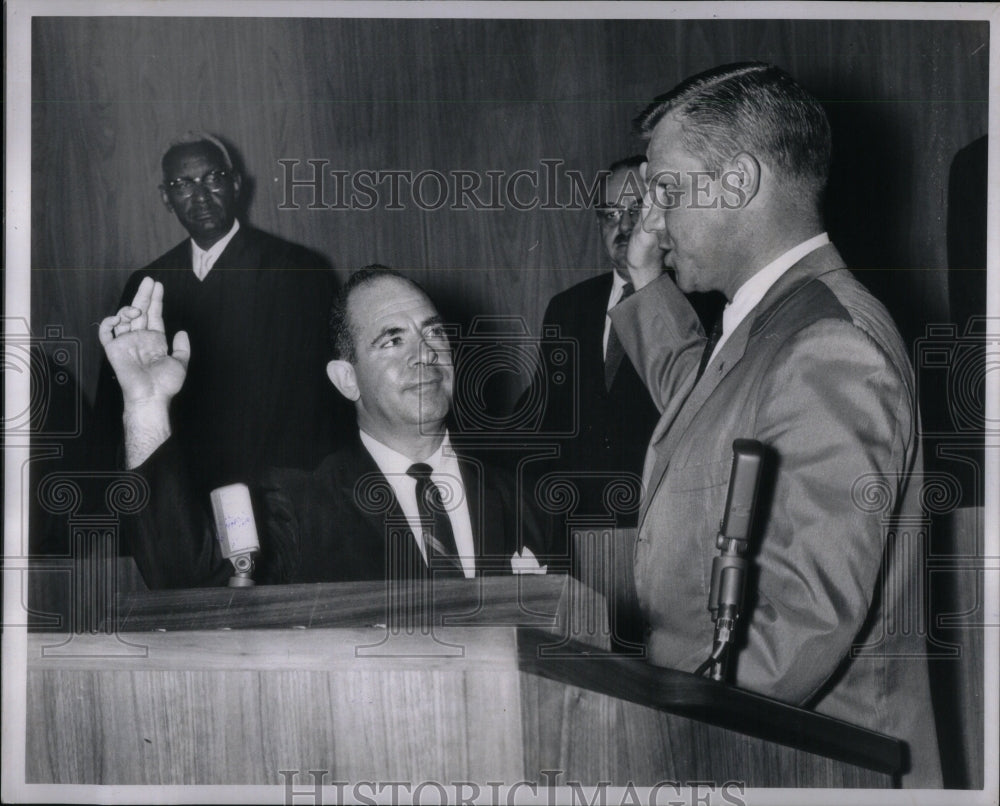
[164,169,231,199]
[596,204,642,225]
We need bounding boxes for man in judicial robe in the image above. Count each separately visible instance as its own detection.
[100,267,547,588]
[613,63,940,787]
[95,132,349,497]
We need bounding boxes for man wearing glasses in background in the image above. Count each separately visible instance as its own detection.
[521,157,720,542]
[96,132,350,499]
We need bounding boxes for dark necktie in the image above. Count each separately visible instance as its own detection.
[406,463,464,577]
[604,281,635,390]
[696,315,724,381]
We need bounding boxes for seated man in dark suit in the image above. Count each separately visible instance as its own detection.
[99,267,547,588]
[95,131,350,497]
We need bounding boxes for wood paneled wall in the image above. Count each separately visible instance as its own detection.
[30,17,989,404]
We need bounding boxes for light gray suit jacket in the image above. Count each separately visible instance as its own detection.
[610,243,941,787]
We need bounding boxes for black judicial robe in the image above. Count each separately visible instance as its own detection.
[96,225,352,496]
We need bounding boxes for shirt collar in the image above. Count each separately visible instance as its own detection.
[358,429,451,476]
[723,232,830,334]
[607,270,628,310]
[190,218,240,268]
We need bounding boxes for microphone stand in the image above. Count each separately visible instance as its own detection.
[695,439,765,682]
[228,550,258,587]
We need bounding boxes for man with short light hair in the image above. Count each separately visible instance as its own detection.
[614,62,940,787]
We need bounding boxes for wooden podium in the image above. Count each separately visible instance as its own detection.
[25,574,902,787]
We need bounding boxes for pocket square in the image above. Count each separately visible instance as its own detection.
[510,546,547,574]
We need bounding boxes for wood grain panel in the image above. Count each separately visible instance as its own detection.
[30,17,988,406]
[26,628,525,785]
[110,574,566,633]
[29,626,520,671]
[515,629,902,778]
[517,671,891,788]
[26,624,894,786]
[27,667,525,784]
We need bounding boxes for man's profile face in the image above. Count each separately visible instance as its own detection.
[642,114,736,296]
[346,277,454,440]
[597,166,644,278]
[159,142,240,249]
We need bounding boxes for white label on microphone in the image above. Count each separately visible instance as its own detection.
[210,483,260,559]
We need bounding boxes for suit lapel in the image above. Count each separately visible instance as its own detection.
[332,439,414,569]
[637,324,752,529]
[637,244,848,532]
[456,452,513,574]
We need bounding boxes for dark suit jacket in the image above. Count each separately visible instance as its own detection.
[127,435,546,588]
[611,245,941,786]
[96,225,352,494]
[522,273,661,528]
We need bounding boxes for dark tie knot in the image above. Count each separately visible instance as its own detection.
[407,463,447,514]
[406,462,434,482]
[620,281,635,301]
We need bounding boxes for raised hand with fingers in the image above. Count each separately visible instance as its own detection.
[99,276,190,405]
[98,276,190,467]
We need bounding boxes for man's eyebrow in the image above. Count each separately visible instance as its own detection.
[369,325,405,346]
[420,315,445,329]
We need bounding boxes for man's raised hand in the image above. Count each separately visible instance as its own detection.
[99,277,190,406]
[99,277,189,467]
[624,161,666,291]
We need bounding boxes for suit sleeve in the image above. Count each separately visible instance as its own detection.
[608,273,705,414]
[735,318,917,703]
[124,437,232,588]
[125,438,309,588]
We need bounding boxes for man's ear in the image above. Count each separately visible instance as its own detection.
[326,359,360,401]
[724,152,761,208]
[159,186,174,213]
[230,171,242,197]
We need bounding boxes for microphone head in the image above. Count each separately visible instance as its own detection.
[720,439,765,540]
[210,483,260,559]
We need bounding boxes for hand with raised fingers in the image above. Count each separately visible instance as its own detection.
[98,277,190,407]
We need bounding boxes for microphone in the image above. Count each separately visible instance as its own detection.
[210,483,260,587]
[696,439,765,682]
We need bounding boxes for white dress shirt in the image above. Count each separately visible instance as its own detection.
[708,232,831,365]
[191,219,240,280]
[602,270,630,359]
[358,430,476,578]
